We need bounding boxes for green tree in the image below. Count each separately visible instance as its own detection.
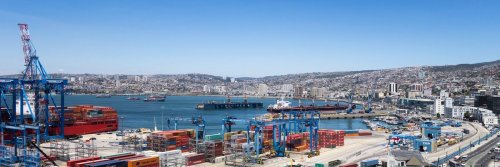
[436,113,441,118]
[464,111,471,119]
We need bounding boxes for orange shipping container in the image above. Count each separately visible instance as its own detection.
[127,156,159,167]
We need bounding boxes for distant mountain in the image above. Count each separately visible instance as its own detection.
[430,60,500,72]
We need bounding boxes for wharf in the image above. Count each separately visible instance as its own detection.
[320,111,390,119]
[196,102,263,109]
[265,111,391,121]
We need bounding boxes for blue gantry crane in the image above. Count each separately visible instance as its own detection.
[0,24,67,167]
[169,116,206,151]
[346,91,355,114]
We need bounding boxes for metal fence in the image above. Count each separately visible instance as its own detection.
[431,127,500,166]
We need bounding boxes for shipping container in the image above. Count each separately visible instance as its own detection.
[75,159,110,167]
[315,163,325,167]
[126,156,159,167]
[101,153,134,159]
[84,160,127,167]
[339,163,358,167]
[360,159,378,167]
[113,155,145,161]
[67,157,101,167]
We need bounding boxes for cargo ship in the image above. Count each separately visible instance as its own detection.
[48,105,119,137]
[195,97,263,110]
[2,101,119,139]
[144,95,166,102]
[267,99,352,113]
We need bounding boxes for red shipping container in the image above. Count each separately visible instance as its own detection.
[67,157,101,167]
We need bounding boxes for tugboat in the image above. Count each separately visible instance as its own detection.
[144,95,166,102]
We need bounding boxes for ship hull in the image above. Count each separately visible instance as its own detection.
[49,121,118,137]
[196,102,263,110]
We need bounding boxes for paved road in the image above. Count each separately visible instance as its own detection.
[425,123,490,163]
[475,137,500,166]
[467,136,499,167]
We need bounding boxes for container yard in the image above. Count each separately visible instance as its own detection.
[0,21,499,167]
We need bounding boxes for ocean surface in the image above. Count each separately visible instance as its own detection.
[37,95,369,134]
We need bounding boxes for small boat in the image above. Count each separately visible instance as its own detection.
[96,94,111,98]
[144,95,166,102]
[126,97,141,100]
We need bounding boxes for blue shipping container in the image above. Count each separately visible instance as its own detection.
[84,160,127,167]
[361,159,378,167]
[344,130,359,134]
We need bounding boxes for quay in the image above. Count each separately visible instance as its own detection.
[320,111,390,119]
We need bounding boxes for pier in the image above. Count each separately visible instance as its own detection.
[320,111,390,119]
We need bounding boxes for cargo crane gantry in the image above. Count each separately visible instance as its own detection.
[169,116,206,152]
[0,23,67,167]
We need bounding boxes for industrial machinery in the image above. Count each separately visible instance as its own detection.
[169,116,206,152]
[0,24,67,166]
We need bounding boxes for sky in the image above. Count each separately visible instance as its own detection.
[0,0,499,77]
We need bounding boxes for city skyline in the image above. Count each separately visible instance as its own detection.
[1,0,500,77]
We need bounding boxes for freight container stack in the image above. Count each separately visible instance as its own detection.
[67,157,101,167]
[149,130,194,152]
[337,130,345,146]
[204,133,223,141]
[318,130,337,148]
[158,150,184,167]
[286,133,308,152]
[184,153,205,166]
[83,160,127,167]
[224,131,249,166]
[261,126,279,153]
[223,131,248,152]
[230,134,247,151]
[203,140,224,163]
[125,156,160,167]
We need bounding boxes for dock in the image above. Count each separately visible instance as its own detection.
[320,111,390,119]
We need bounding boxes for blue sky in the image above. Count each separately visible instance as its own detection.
[0,0,499,77]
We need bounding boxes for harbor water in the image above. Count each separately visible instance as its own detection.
[56,95,368,134]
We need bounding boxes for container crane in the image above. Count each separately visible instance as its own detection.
[0,23,67,167]
[365,79,376,113]
[169,116,206,151]
[346,91,354,114]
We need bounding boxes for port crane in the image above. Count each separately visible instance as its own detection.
[365,80,376,113]
[169,116,206,152]
[346,90,355,114]
[0,24,67,166]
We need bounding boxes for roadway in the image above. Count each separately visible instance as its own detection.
[466,135,499,167]
[423,122,491,163]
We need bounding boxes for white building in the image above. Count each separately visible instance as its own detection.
[474,107,499,128]
[203,85,211,93]
[388,82,398,95]
[445,97,453,108]
[214,86,227,93]
[445,106,474,119]
[257,84,268,96]
[281,84,293,94]
[439,90,449,99]
[434,99,444,115]
[311,87,327,98]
